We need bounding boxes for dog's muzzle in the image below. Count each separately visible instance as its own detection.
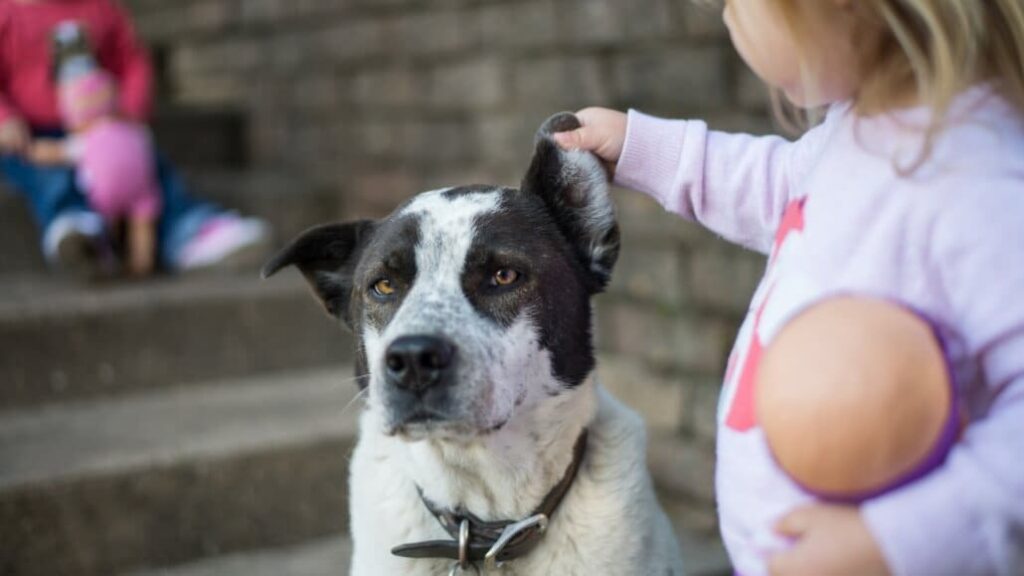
[385,334,456,392]
[382,334,463,434]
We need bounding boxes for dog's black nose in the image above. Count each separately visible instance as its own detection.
[385,335,456,392]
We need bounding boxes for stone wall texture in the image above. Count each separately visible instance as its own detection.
[123,0,777,515]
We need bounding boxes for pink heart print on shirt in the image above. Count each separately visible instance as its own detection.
[724,198,806,432]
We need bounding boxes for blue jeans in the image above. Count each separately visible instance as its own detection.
[0,129,220,268]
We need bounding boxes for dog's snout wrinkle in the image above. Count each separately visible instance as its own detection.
[385,335,456,392]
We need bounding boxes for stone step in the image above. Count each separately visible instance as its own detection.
[129,526,730,576]
[125,536,353,576]
[0,170,342,276]
[0,272,353,408]
[128,499,730,576]
[128,442,731,576]
[0,187,45,274]
[0,367,363,576]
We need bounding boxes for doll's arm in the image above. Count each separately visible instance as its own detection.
[613,107,842,253]
[127,176,161,277]
[860,190,1024,576]
[127,216,156,276]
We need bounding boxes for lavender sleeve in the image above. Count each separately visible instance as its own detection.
[862,186,1024,576]
[613,108,837,253]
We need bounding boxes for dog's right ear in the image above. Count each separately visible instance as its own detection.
[261,221,375,326]
[522,112,620,293]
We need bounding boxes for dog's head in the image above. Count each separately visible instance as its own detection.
[263,113,619,440]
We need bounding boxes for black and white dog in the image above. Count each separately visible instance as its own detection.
[263,113,685,575]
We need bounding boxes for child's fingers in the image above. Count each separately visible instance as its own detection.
[553,128,596,151]
[0,120,30,154]
[774,505,816,537]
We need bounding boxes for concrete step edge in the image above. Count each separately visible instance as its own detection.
[124,534,353,576]
[0,271,355,409]
[0,365,362,491]
[0,272,307,321]
[126,499,731,576]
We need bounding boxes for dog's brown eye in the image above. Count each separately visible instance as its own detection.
[373,278,395,296]
[492,269,519,286]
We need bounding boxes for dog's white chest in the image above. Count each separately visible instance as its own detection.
[347,387,685,576]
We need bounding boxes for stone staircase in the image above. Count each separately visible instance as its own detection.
[0,103,362,576]
[0,106,731,575]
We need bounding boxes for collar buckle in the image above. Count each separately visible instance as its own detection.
[483,513,549,570]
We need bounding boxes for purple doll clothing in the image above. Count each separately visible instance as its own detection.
[68,118,160,222]
[613,86,1024,576]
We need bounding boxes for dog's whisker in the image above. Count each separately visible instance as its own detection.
[328,373,372,387]
[339,386,370,419]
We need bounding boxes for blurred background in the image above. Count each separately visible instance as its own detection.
[1,0,777,574]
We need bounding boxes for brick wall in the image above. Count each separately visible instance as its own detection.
[124,0,775,513]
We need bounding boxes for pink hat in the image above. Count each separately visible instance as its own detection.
[58,69,117,131]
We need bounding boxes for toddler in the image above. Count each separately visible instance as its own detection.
[31,21,160,276]
[556,1,1024,575]
[0,0,269,279]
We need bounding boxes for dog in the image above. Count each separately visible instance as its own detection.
[263,113,685,575]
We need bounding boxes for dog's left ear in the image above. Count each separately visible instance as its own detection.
[261,220,375,327]
[521,112,620,292]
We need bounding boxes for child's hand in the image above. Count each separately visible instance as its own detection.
[28,139,71,166]
[769,504,890,576]
[552,107,627,177]
[0,117,30,155]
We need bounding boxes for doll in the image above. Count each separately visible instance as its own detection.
[30,21,160,276]
[756,297,961,501]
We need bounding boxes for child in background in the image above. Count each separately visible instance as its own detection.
[0,0,269,280]
[555,1,1024,575]
[31,21,160,276]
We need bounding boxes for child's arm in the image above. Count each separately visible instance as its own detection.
[102,1,153,123]
[28,138,77,166]
[612,109,840,253]
[859,189,1024,576]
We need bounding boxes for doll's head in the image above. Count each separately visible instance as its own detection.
[755,297,960,502]
[51,21,117,130]
[58,69,118,131]
[52,21,95,81]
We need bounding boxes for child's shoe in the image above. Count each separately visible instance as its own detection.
[43,211,117,281]
[175,215,272,274]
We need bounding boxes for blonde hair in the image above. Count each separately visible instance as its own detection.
[774,0,1024,164]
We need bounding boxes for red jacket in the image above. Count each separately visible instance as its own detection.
[0,0,152,129]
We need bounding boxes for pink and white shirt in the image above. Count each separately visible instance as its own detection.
[614,87,1024,576]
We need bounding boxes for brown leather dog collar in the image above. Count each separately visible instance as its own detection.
[391,430,589,571]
